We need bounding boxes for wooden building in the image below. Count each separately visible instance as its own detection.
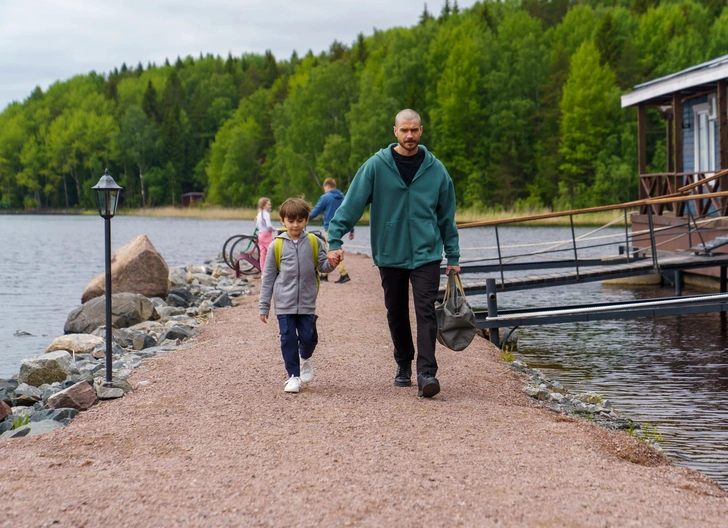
[181,192,204,207]
[622,55,728,278]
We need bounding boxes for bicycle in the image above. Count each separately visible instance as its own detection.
[221,229,326,277]
[222,228,261,276]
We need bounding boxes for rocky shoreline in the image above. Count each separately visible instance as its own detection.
[496,333,661,447]
[0,255,251,438]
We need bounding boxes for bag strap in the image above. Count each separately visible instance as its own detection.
[444,272,467,304]
[274,233,320,292]
[453,273,467,303]
[274,237,283,271]
[308,233,320,292]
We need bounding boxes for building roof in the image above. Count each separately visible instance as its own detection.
[621,54,728,108]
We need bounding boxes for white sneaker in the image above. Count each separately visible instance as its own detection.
[284,376,301,393]
[300,357,314,383]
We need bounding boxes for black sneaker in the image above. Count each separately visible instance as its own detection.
[334,274,351,284]
[417,373,440,398]
[319,274,328,282]
[394,363,412,387]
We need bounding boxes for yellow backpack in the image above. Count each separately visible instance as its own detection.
[273,232,320,291]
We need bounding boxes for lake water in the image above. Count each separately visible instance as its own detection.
[0,215,726,488]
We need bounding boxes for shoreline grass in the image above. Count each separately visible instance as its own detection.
[1,205,632,227]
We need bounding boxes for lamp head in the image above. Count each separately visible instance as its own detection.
[92,168,122,219]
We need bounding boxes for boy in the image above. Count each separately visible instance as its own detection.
[309,178,354,283]
[259,197,336,393]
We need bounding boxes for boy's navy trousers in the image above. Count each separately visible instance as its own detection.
[277,314,318,377]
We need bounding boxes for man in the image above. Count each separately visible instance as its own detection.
[309,178,354,284]
[326,109,460,398]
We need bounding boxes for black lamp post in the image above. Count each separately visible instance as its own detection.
[92,169,122,384]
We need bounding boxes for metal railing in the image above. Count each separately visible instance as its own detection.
[455,191,728,347]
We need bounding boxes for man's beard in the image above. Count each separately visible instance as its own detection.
[398,139,419,153]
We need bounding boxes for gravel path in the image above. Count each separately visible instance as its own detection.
[2,253,727,527]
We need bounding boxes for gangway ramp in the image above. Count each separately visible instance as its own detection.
[476,292,728,329]
[455,252,728,295]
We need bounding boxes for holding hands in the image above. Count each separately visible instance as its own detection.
[328,249,344,267]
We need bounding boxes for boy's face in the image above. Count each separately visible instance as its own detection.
[282,216,309,240]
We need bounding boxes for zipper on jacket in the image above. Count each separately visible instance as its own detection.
[295,239,301,311]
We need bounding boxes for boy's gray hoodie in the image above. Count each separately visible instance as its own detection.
[259,231,336,316]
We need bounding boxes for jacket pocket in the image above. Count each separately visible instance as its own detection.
[380,221,401,256]
[409,219,438,259]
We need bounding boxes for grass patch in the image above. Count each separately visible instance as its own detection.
[627,421,664,445]
[114,205,629,228]
[121,206,372,224]
[500,343,515,362]
[455,207,633,228]
[12,414,29,430]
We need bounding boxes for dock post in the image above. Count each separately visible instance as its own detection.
[721,267,727,294]
[674,270,682,296]
[486,278,500,348]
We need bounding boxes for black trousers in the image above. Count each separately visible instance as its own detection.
[378,261,441,376]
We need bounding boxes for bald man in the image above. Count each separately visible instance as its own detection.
[326,109,460,398]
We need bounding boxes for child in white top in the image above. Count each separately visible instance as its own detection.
[255,197,275,273]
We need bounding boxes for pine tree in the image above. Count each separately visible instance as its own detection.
[330,40,347,61]
[142,80,161,123]
[105,78,118,101]
[262,50,278,89]
[595,12,621,68]
[225,52,235,75]
[420,4,434,25]
[353,33,368,65]
[440,0,451,21]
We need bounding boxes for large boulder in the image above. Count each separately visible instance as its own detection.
[45,334,104,355]
[81,234,169,303]
[64,293,157,335]
[18,351,78,387]
[0,401,11,421]
[47,381,97,410]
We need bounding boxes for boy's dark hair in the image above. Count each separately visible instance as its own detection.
[279,197,312,220]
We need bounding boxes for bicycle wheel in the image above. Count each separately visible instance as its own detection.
[222,234,247,269]
[231,235,260,274]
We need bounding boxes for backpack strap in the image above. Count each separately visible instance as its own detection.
[308,233,320,292]
[273,233,321,292]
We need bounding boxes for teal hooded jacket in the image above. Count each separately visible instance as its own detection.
[327,144,460,269]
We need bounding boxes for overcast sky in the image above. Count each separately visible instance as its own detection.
[0,0,478,111]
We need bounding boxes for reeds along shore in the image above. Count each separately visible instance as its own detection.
[125,206,633,228]
[0,206,633,227]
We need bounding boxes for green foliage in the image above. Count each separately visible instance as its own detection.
[500,343,515,363]
[0,0,722,210]
[12,414,29,430]
[627,420,664,445]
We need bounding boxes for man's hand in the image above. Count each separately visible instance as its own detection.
[260,314,268,323]
[349,232,355,240]
[328,249,344,267]
[446,265,461,276]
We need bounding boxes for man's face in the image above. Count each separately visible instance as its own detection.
[393,119,422,153]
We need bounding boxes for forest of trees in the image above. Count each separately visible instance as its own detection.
[2,0,728,212]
